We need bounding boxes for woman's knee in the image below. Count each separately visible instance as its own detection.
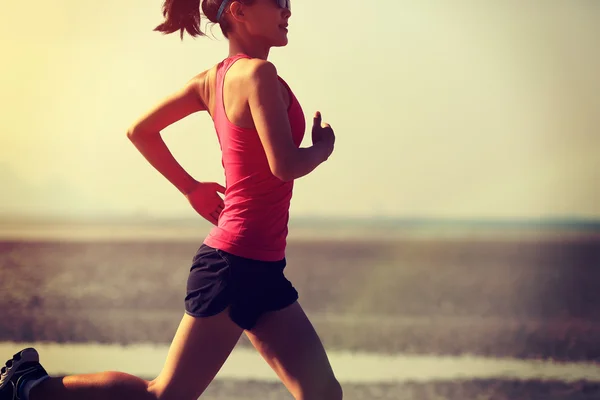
[146,378,162,400]
[296,377,343,400]
[147,378,185,400]
[324,378,343,400]
[148,376,214,400]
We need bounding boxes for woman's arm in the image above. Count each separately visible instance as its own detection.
[246,60,333,182]
[126,76,207,195]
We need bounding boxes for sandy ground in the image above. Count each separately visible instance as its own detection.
[1,236,600,399]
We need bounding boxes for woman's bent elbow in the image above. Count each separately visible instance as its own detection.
[127,127,157,143]
[126,127,138,142]
[272,165,294,182]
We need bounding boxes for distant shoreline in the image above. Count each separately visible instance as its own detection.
[0,220,599,242]
[1,214,599,242]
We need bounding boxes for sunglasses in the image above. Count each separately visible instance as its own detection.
[275,0,291,11]
[217,0,291,22]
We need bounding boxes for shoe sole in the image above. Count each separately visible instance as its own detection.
[0,348,40,389]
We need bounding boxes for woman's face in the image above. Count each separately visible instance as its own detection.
[232,0,292,47]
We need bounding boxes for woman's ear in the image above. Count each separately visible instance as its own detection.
[229,2,245,22]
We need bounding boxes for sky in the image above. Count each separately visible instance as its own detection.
[1,0,599,220]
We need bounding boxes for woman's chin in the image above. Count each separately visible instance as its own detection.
[273,38,289,47]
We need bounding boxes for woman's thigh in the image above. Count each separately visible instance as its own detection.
[244,302,341,399]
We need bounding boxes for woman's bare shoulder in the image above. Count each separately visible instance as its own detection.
[189,65,219,115]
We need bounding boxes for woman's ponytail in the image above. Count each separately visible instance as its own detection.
[154,0,204,40]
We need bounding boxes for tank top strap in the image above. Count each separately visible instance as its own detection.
[215,54,252,118]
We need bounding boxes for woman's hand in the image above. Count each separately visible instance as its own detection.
[311,111,335,161]
[185,181,225,225]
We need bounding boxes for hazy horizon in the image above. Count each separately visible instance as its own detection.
[2,0,599,221]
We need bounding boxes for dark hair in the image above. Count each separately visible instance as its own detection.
[154,0,254,40]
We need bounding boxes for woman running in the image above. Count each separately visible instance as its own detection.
[0,0,340,399]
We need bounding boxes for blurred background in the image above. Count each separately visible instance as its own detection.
[1,0,599,399]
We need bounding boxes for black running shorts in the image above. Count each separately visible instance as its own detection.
[184,244,299,330]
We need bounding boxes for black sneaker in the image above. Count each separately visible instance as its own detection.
[0,348,49,400]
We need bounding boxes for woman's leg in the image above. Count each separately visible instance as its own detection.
[27,310,243,400]
[244,302,343,400]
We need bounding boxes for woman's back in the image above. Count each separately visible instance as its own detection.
[201,54,306,261]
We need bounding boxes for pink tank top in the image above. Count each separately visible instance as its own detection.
[203,54,306,261]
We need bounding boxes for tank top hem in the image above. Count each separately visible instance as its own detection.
[203,235,286,262]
